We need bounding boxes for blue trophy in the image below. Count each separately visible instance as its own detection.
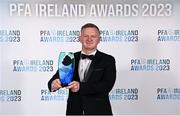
[58,52,75,87]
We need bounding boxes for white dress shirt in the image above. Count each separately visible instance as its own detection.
[78,50,96,82]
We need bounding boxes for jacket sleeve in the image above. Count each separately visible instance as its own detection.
[78,56,116,95]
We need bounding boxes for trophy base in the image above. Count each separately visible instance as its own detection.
[61,83,69,87]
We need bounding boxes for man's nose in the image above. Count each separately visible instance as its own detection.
[87,37,93,41]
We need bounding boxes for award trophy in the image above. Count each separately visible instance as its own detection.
[58,52,75,87]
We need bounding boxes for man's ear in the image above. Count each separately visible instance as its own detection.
[98,36,101,43]
[79,36,82,43]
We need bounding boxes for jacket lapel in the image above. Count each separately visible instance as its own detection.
[83,60,95,82]
[83,50,101,82]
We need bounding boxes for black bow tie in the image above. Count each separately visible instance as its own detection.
[81,54,94,60]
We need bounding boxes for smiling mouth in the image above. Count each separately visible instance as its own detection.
[86,43,93,45]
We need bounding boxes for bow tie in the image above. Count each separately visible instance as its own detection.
[81,54,94,60]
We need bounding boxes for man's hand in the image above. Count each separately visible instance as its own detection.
[51,79,62,91]
[66,81,80,92]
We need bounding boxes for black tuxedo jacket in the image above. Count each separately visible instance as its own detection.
[48,50,116,115]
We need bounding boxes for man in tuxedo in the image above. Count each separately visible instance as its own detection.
[48,23,116,115]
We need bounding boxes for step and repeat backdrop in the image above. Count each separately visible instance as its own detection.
[0,0,180,115]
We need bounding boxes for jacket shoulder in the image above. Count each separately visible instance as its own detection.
[98,51,115,63]
[74,51,81,57]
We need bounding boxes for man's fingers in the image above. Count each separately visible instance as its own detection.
[66,81,76,89]
[66,84,74,89]
[52,79,62,89]
[55,79,61,84]
[54,82,61,88]
[66,81,80,93]
[68,81,76,85]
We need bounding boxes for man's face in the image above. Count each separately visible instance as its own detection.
[80,27,100,52]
